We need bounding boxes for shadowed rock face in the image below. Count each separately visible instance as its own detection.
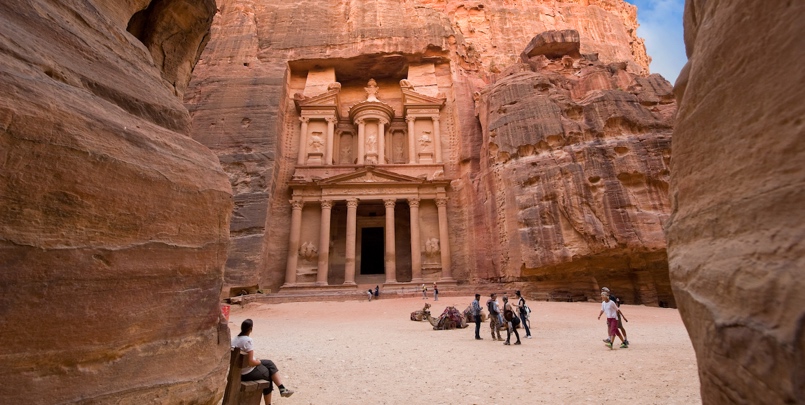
[0,1,231,404]
[669,1,805,402]
[187,0,660,297]
[474,32,675,306]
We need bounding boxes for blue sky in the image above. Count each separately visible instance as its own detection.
[624,0,687,83]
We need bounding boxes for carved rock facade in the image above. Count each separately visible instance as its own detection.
[669,0,805,402]
[186,0,673,304]
[0,1,231,404]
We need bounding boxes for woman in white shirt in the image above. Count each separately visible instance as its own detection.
[232,319,295,402]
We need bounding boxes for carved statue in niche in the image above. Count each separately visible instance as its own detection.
[310,132,323,152]
[366,124,378,153]
[425,238,440,257]
[299,241,318,261]
[418,130,433,151]
[393,139,405,162]
[340,143,352,164]
[365,78,379,102]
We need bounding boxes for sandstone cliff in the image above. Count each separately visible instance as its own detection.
[0,1,231,403]
[669,0,805,402]
[187,0,668,302]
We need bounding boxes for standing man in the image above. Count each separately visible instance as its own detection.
[515,290,532,339]
[486,293,504,341]
[598,292,627,349]
[421,283,428,299]
[601,287,629,345]
[471,294,483,340]
[433,282,439,301]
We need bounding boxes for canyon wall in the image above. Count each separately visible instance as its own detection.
[669,0,805,402]
[0,1,231,404]
[186,0,673,303]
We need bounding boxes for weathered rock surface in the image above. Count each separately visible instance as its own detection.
[186,0,662,299]
[668,0,805,402]
[472,31,675,305]
[0,1,231,404]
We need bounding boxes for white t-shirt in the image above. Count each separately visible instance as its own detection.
[601,300,619,319]
[232,335,256,375]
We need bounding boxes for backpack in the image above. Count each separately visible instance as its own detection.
[487,300,496,314]
[519,297,531,315]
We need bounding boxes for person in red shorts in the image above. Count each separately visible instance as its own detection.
[597,292,627,349]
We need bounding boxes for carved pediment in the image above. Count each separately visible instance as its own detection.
[295,86,341,114]
[402,88,446,110]
[317,167,424,186]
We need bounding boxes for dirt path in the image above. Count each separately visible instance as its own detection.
[228,295,701,405]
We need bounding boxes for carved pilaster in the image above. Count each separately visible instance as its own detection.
[408,198,422,282]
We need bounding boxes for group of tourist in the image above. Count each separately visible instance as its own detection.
[470,287,629,350]
[420,282,439,300]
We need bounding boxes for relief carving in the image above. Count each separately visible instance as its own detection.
[310,132,324,152]
[418,131,433,151]
[365,78,380,102]
[424,237,441,258]
[299,241,318,261]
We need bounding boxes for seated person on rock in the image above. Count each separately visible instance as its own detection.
[232,319,295,402]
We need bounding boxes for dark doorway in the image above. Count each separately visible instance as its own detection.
[361,227,384,275]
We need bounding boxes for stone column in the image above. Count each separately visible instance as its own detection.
[325,116,336,165]
[283,199,304,286]
[356,119,365,165]
[383,198,397,283]
[432,116,442,163]
[408,198,422,283]
[406,116,416,164]
[436,197,453,280]
[378,119,386,165]
[297,117,309,165]
[316,200,333,286]
[344,198,358,285]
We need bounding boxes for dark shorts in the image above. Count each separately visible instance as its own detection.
[617,314,624,329]
[242,359,278,394]
[607,318,619,336]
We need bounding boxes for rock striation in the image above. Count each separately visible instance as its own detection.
[186,0,669,302]
[472,30,675,305]
[0,1,231,404]
[669,0,805,402]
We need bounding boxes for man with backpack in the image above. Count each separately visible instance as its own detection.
[515,290,532,339]
[486,293,504,341]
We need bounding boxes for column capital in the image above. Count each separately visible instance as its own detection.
[383,199,396,208]
[346,198,359,208]
[356,118,365,125]
[290,199,304,210]
[431,115,440,122]
[405,116,416,123]
[379,118,389,126]
[321,200,334,209]
[299,116,310,123]
[435,197,448,207]
[326,116,338,124]
[407,198,420,208]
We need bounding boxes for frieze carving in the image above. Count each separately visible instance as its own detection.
[299,241,318,261]
[302,110,337,116]
[407,109,438,115]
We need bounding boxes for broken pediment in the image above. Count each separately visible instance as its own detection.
[294,85,341,114]
[402,88,446,109]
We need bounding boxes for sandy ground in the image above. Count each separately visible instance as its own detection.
[227,295,701,405]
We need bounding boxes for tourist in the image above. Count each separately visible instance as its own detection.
[367,289,373,301]
[421,283,428,299]
[515,290,532,339]
[374,285,379,299]
[601,287,629,345]
[486,293,504,341]
[502,295,521,345]
[232,319,295,402]
[433,282,439,301]
[598,292,627,349]
[471,293,483,340]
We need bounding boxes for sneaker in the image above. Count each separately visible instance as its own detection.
[475,337,483,340]
[624,340,630,345]
[526,335,532,339]
[280,388,294,398]
[620,343,628,348]
[504,341,510,345]
[605,342,613,349]
[603,338,611,343]
[514,341,521,345]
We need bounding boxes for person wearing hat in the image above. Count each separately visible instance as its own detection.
[598,291,627,349]
[601,287,629,345]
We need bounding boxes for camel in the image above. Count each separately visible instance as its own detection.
[462,305,487,323]
[425,306,468,330]
[410,303,431,321]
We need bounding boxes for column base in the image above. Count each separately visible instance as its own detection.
[342,281,357,286]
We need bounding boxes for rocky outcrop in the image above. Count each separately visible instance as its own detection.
[668,1,805,402]
[472,30,675,306]
[186,0,660,297]
[0,1,230,404]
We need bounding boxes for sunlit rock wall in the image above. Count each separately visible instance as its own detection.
[669,0,805,402]
[0,1,231,404]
